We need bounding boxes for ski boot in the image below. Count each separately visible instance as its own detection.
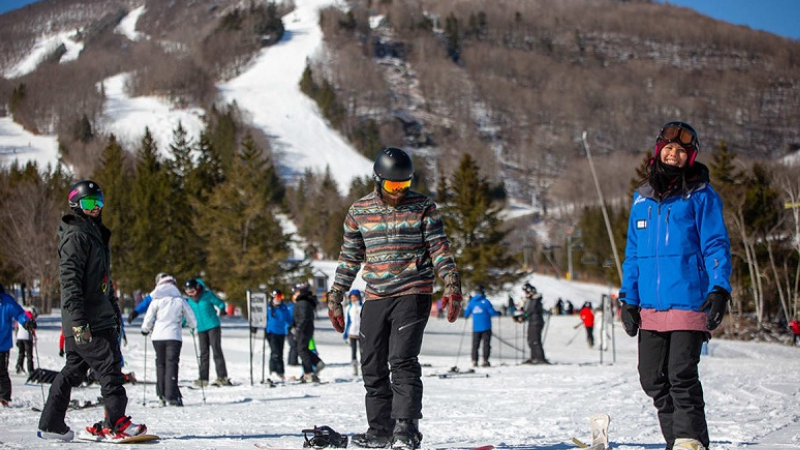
[352,430,391,448]
[391,419,422,450]
[673,438,705,450]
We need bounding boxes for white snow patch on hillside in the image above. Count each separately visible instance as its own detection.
[219,0,374,195]
[115,5,146,41]
[3,31,84,78]
[0,117,61,170]
[97,73,206,157]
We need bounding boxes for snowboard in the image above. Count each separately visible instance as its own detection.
[77,432,160,444]
[255,445,494,450]
[571,413,610,450]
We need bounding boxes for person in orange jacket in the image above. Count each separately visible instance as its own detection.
[579,302,595,348]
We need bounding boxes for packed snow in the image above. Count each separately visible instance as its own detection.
[115,5,146,42]
[0,116,60,170]
[2,31,84,79]
[1,270,798,450]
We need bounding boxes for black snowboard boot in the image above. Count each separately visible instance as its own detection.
[391,419,422,450]
[351,431,391,448]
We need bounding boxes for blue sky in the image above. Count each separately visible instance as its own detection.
[0,0,798,40]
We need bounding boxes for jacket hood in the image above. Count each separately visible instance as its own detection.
[151,282,183,299]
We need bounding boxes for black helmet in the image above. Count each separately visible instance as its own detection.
[292,281,311,293]
[184,278,202,292]
[522,283,537,295]
[473,284,486,296]
[68,180,103,210]
[373,147,413,183]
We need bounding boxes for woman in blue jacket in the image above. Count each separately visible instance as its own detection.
[184,278,230,386]
[619,122,732,450]
[1,283,31,406]
[265,289,292,381]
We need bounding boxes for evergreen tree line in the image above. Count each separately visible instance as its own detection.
[573,143,800,331]
[0,122,521,310]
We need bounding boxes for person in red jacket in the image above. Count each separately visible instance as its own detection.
[789,318,800,346]
[579,302,595,348]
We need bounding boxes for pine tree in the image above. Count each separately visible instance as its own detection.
[128,128,173,291]
[197,133,290,307]
[93,135,135,290]
[187,131,225,202]
[441,154,519,291]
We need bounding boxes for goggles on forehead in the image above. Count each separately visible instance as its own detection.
[658,123,698,149]
[382,179,411,194]
[79,194,104,210]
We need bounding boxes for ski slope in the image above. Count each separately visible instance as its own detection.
[1,271,798,450]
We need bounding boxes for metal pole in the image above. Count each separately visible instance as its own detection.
[599,295,605,365]
[581,131,623,282]
[32,332,45,404]
[142,334,148,406]
[191,332,206,403]
[247,290,253,386]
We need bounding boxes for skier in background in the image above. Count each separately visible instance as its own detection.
[578,302,595,348]
[38,180,146,441]
[515,283,549,365]
[265,289,292,381]
[292,282,324,383]
[1,283,32,407]
[619,122,732,450]
[15,306,36,374]
[184,278,231,387]
[463,285,500,367]
[789,317,800,346]
[344,289,363,376]
[326,147,463,450]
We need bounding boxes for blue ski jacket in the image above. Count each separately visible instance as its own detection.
[620,166,731,311]
[1,290,29,352]
[265,302,292,335]
[463,294,499,332]
[134,294,152,315]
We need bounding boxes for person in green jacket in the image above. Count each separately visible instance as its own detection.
[184,278,231,386]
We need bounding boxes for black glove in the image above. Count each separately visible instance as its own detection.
[701,286,730,331]
[24,319,37,331]
[250,327,258,334]
[219,308,227,317]
[620,301,641,337]
[141,330,150,336]
[127,310,139,324]
[58,348,65,357]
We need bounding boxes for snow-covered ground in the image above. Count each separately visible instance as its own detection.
[2,31,84,79]
[0,116,60,170]
[115,5,146,41]
[1,270,798,450]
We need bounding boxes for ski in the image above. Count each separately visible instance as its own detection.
[32,398,104,413]
[255,445,494,450]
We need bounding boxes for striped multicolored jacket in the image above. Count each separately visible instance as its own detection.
[333,189,458,301]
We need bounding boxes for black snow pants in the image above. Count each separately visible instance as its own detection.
[296,328,321,375]
[471,330,492,363]
[0,351,10,402]
[360,294,431,437]
[267,333,286,376]
[197,326,227,381]
[16,339,34,373]
[38,329,127,433]
[638,330,709,450]
[153,339,182,403]
[527,318,546,361]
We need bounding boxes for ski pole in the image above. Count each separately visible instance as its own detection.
[142,334,148,406]
[452,315,468,372]
[261,330,266,384]
[566,326,583,346]
[541,312,552,345]
[191,331,206,403]
[31,331,45,404]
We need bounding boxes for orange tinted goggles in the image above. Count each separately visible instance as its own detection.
[382,179,411,194]
[659,124,697,148]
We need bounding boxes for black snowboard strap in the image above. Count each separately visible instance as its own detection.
[302,426,348,448]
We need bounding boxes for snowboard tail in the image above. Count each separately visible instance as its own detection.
[77,433,159,444]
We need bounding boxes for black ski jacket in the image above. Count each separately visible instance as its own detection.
[292,292,317,334]
[58,214,118,337]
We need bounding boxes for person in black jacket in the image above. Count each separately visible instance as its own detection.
[37,180,146,442]
[515,283,550,365]
[291,282,324,382]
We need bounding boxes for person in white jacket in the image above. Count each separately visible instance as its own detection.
[141,273,196,407]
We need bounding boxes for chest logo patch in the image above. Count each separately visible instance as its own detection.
[636,220,647,230]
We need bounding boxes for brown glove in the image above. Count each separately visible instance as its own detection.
[441,272,463,323]
[327,288,345,333]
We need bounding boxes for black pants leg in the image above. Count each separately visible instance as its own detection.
[361,295,431,436]
[38,329,127,432]
[481,330,492,361]
[471,332,480,362]
[207,326,227,379]
[528,320,546,361]
[296,328,320,375]
[16,340,34,372]
[349,337,359,361]
[267,333,286,376]
[639,330,709,449]
[586,326,595,347]
[153,340,167,399]
[197,330,210,381]
[0,351,10,401]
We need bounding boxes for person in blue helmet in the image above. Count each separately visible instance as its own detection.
[1,283,33,407]
[343,289,363,376]
[619,122,732,450]
[463,285,499,367]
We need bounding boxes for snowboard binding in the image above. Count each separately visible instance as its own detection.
[302,425,348,448]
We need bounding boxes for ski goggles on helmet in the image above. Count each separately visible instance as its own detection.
[78,194,104,210]
[381,179,411,194]
[658,122,698,149]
